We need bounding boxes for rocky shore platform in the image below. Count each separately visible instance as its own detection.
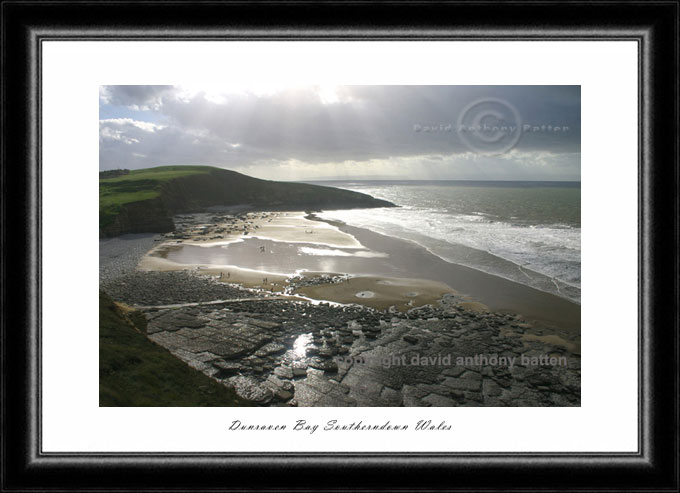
[101,271,581,407]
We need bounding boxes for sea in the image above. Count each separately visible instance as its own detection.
[312,181,581,304]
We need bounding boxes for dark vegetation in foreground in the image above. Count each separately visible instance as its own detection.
[99,290,252,407]
[99,165,395,237]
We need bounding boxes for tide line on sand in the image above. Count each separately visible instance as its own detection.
[138,210,456,311]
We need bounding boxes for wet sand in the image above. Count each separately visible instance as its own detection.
[138,255,290,292]
[139,211,581,334]
[175,211,362,249]
[295,275,457,311]
[326,218,581,333]
[245,212,363,248]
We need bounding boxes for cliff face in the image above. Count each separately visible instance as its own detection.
[100,198,175,237]
[100,167,394,237]
[158,169,394,212]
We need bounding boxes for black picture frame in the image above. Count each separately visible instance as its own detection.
[2,1,678,490]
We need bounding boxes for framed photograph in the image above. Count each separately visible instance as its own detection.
[2,1,678,490]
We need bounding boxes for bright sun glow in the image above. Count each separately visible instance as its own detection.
[175,84,344,105]
[176,83,288,103]
[317,85,340,104]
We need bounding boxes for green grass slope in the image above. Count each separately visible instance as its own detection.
[99,166,213,229]
[99,290,251,407]
[99,165,395,236]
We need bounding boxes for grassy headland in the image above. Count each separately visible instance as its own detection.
[99,165,394,237]
[99,290,251,406]
[99,166,213,231]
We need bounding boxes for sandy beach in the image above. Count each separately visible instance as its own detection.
[294,275,457,311]
[139,211,461,309]
[138,213,459,309]
[137,210,580,335]
[101,210,581,407]
[98,86,583,410]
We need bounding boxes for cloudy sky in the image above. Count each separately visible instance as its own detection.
[99,85,580,181]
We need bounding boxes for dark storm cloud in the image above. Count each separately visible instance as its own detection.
[99,85,580,180]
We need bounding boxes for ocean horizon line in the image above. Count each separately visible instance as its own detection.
[301,179,581,186]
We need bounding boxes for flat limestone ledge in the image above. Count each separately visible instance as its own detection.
[142,298,580,407]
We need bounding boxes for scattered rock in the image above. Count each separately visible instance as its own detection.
[103,240,580,408]
[275,390,294,402]
[308,358,339,373]
[255,342,287,357]
[274,366,293,379]
[212,360,241,378]
[228,376,274,404]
